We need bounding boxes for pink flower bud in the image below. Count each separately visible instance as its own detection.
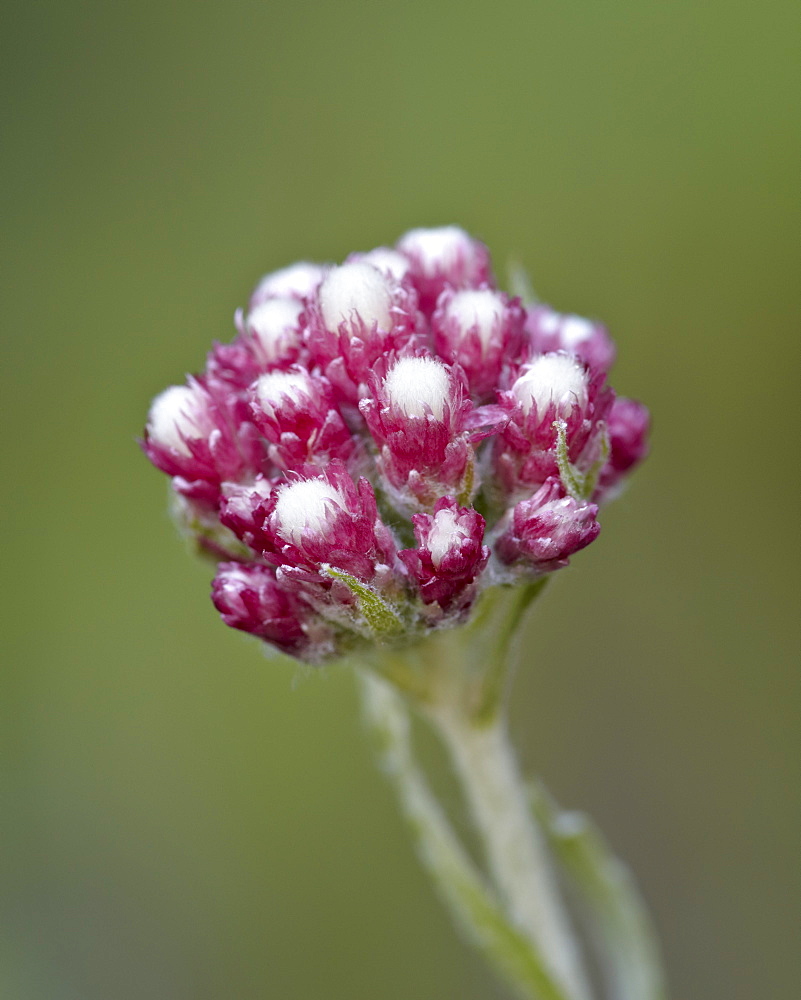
[248,370,355,471]
[146,382,212,459]
[211,561,324,658]
[400,498,489,611]
[397,226,493,312]
[205,340,263,392]
[595,397,650,500]
[359,355,475,509]
[218,477,275,554]
[143,378,266,503]
[433,287,525,398]
[241,296,306,367]
[512,354,590,420]
[495,478,600,572]
[265,463,398,586]
[495,353,613,494]
[307,262,419,402]
[319,261,395,334]
[524,306,616,374]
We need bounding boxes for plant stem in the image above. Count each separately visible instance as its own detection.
[429,705,593,1000]
[360,672,572,1000]
[362,584,667,1000]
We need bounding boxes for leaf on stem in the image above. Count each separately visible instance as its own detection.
[530,783,669,1000]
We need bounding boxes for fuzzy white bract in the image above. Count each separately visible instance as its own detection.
[274,480,345,546]
[427,508,465,567]
[383,357,450,421]
[147,384,205,456]
[246,298,304,360]
[398,226,471,272]
[446,289,504,348]
[512,355,589,417]
[320,262,393,333]
[359,248,412,281]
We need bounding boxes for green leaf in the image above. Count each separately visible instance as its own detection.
[323,566,405,638]
[531,783,669,1000]
[553,420,586,500]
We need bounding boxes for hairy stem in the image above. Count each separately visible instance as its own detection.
[360,672,572,1000]
[429,706,593,1000]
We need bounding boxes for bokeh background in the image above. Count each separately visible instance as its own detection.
[2,1,799,998]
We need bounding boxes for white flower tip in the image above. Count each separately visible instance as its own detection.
[512,355,589,417]
[383,356,451,421]
[246,298,304,360]
[253,371,312,417]
[147,384,204,456]
[560,315,595,347]
[319,262,393,333]
[398,226,472,271]
[539,310,595,348]
[274,479,345,545]
[253,262,326,301]
[359,248,412,281]
[446,289,504,347]
[427,508,465,568]
[219,563,255,589]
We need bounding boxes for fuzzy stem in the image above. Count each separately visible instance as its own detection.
[429,706,593,1000]
[360,672,572,1000]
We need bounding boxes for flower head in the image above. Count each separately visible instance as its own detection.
[396,226,493,311]
[433,287,525,399]
[142,227,649,662]
[495,478,601,574]
[400,498,489,612]
[359,354,475,511]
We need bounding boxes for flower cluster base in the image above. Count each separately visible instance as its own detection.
[142,226,648,662]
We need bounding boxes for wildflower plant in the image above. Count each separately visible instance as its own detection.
[142,227,664,1000]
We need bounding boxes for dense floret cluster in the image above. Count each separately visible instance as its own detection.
[142,227,648,662]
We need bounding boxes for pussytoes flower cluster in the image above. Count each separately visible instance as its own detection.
[143,226,649,662]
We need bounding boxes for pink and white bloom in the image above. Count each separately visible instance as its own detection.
[433,287,525,399]
[143,378,265,504]
[248,369,355,471]
[494,352,614,496]
[211,561,329,659]
[239,296,306,367]
[263,463,398,586]
[360,354,476,510]
[524,306,616,375]
[495,478,601,573]
[142,227,649,662]
[396,226,493,313]
[306,261,420,402]
[400,498,489,612]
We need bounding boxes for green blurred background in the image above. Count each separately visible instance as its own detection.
[2,1,799,997]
